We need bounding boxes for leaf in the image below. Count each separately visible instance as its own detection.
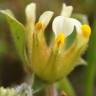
[0,10,26,64]
[84,19,96,96]
[0,39,8,56]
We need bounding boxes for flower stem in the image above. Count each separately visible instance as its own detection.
[46,84,58,96]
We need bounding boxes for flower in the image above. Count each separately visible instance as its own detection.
[31,3,91,82]
[0,3,91,83]
[25,3,53,30]
[60,3,73,17]
[24,3,54,73]
[52,16,91,48]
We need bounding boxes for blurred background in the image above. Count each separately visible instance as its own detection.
[0,0,96,96]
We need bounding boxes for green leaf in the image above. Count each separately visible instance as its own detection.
[0,39,8,56]
[0,10,26,64]
[84,19,96,96]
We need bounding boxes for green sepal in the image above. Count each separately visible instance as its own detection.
[75,57,87,65]
[0,10,27,64]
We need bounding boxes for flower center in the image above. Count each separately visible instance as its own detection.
[55,32,65,47]
[81,24,91,38]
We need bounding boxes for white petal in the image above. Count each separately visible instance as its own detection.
[52,16,74,37]
[61,3,73,17]
[25,3,36,23]
[38,11,54,29]
[69,18,82,34]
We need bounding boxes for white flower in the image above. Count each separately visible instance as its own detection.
[25,3,54,30]
[52,2,91,44]
[52,16,82,38]
[25,3,36,24]
[61,3,73,18]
